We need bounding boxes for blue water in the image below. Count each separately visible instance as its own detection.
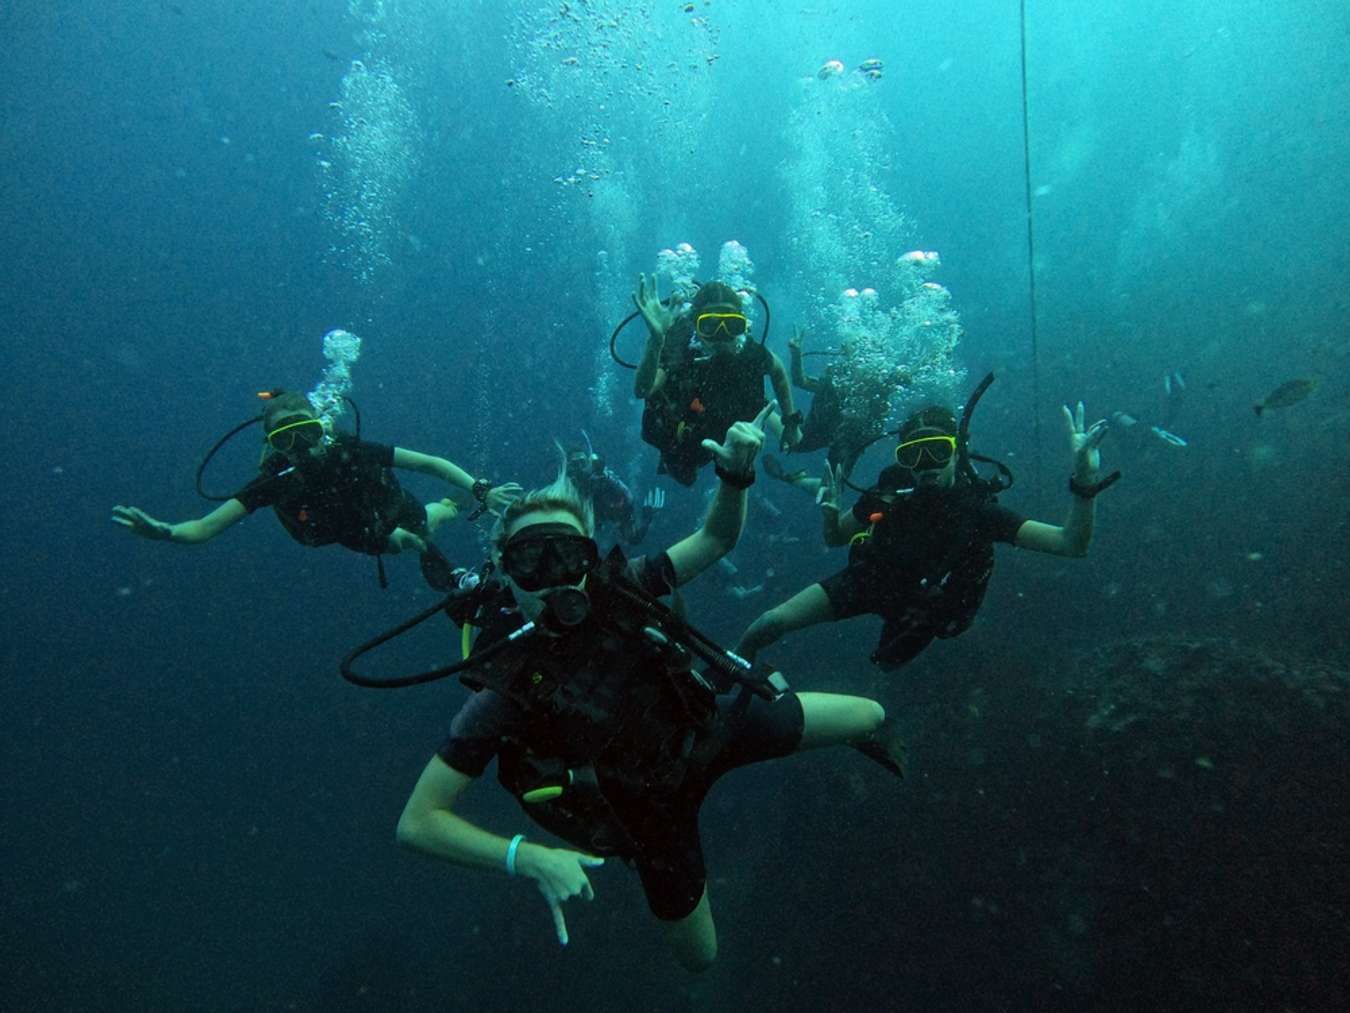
[3,2,1348,1009]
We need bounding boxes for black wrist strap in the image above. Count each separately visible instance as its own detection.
[715,464,756,489]
[1069,470,1121,500]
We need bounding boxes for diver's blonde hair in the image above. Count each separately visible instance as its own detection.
[261,391,316,432]
[491,448,595,555]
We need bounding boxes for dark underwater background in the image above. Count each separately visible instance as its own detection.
[3,2,1348,1010]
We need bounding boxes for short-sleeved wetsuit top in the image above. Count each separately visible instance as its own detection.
[795,364,897,473]
[582,469,635,529]
[438,551,805,921]
[819,465,1027,668]
[578,469,652,545]
[234,436,424,555]
[641,331,772,485]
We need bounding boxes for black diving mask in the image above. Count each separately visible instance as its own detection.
[501,523,600,592]
[567,453,604,480]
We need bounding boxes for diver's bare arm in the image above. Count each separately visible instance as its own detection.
[392,447,476,497]
[666,410,768,584]
[768,353,796,419]
[1014,401,1103,558]
[398,756,604,948]
[823,505,864,548]
[1014,495,1095,558]
[397,757,527,871]
[111,499,247,545]
[789,343,821,392]
[397,757,595,889]
[667,479,747,585]
[634,331,666,399]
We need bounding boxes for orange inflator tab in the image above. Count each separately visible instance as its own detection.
[868,512,884,524]
[689,397,705,414]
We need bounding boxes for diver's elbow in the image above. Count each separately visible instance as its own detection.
[395,810,425,851]
[710,530,740,556]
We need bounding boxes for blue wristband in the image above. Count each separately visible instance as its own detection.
[505,833,525,876]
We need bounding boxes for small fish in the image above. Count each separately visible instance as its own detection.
[1254,377,1318,416]
[1150,426,1188,447]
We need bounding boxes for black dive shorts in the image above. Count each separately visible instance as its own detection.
[658,440,711,487]
[819,561,892,620]
[628,690,805,921]
[794,420,833,454]
[392,487,431,536]
[819,564,937,670]
[339,487,430,554]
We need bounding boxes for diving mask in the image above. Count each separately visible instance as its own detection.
[568,453,604,479]
[694,312,748,341]
[266,417,325,454]
[501,523,600,592]
[895,432,956,470]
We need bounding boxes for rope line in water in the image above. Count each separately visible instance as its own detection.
[1019,0,1045,501]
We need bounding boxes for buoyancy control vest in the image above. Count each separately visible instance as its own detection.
[266,436,412,555]
[848,479,1000,640]
[641,332,772,455]
[458,561,721,857]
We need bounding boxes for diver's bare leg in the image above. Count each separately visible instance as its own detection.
[736,583,834,662]
[425,498,459,533]
[796,693,886,749]
[664,887,717,972]
[384,526,425,554]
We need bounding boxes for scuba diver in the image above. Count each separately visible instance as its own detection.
[1110,369,1189,449]
[633,275,801,486]
[562,433,664,546]
[763,326,911,495]
[380,406,904,971]
[736,379,1116,670]
[110,390,522,590]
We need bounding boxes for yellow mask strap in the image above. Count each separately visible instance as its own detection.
[266,418,323,442]
[896,435,957,452]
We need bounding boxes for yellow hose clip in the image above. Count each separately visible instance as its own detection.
[521,785,566,804]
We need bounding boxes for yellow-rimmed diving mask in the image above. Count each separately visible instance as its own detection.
[265,417,324,454]
[694,312,748,341]
[895,433,956,470]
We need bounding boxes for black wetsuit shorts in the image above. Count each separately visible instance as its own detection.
[630,690,804,920]
[439,688,805,922]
